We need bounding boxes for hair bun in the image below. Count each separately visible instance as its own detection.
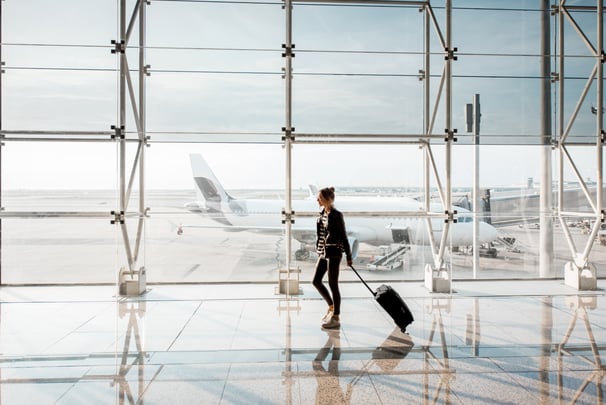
[319,186,336,202]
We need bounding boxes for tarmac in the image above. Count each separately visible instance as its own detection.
[2,189,606,284]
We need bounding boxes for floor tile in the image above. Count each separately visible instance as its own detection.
[0,280,605,404]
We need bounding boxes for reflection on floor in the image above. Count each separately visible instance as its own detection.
[0,280,605,404]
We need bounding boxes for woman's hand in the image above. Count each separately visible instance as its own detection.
[347,259,353,267]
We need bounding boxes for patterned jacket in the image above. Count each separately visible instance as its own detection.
[316,207,352,260]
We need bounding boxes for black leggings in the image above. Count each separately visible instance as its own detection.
[312,256,342,316]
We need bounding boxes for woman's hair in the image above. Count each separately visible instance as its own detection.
[319,186,335,203]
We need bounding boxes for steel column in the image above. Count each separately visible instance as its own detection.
[472,94,480,279]
[423,2,431,248]
[416,1,454,292]
[0,0,3,285]
[282,0,295,295]
[593,0,603,259]
[540,0,553,278]
[116,0,148,295]
[556,0,601,289]
[441,0,453,278]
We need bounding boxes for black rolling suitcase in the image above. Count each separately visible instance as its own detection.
[350,266,414,333]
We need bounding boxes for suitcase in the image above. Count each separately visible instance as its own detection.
[350,266,414,333]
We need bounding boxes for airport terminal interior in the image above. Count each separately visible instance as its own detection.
[1,1,606,404]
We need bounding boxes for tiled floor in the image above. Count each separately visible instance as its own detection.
[0,280,605,404]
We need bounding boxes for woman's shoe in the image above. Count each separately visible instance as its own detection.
[321,308,333,323]
[322,316,340,329]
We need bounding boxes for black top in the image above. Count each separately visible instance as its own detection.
[316,207,352,261]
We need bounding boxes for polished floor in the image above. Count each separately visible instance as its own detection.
[0,279,605,404]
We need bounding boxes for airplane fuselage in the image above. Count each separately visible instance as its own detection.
[186,153,499,255]
[207,195,498,248]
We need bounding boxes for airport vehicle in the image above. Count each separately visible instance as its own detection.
[182,154,499,261]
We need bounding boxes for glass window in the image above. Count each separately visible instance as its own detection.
[3,0,606,285]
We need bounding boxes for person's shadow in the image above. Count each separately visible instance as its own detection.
[312,327,414,404]
[312,330,353,405]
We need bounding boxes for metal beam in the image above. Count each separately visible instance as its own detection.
[115,0,148,288]
[294,0,427,5]
[0,0,3,284]
[283,0,295,295]
[556,0,603,281]
[540,0,553,278]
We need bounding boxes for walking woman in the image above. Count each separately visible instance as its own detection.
[313,187,353,329]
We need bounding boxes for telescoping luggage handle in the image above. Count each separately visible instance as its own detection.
[349,265,376,297]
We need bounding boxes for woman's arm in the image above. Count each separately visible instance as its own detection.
[332,210,352,262]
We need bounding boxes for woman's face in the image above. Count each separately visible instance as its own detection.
[317,193,329,209]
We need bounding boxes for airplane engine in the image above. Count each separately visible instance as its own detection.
[348,237,359,260]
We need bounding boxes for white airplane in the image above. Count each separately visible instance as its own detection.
[183,154,500,260]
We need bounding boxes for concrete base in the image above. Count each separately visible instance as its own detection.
[564,262,597,291]
[119,267,147,296]
[424,264,451,293]
[276,268,302,295]
[565,295,597,311]
[276,280,302,295]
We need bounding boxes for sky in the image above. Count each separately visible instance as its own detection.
[1,0,603,190]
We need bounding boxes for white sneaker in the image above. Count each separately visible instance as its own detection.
[322,316,340,329]
[321,308,333,323]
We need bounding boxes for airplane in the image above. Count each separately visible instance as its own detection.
[182,154,500,261]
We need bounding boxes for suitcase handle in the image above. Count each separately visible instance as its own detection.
[349,265,376,297]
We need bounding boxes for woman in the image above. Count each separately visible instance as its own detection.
[313,187,353,329]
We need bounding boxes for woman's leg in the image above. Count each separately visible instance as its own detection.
[327,257,342,316]
[313,258,333,307]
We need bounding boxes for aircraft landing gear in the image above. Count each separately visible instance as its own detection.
[295,248,311,261]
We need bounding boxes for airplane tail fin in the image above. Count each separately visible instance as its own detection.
[189,154,232,203]
[307,184,318,199]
